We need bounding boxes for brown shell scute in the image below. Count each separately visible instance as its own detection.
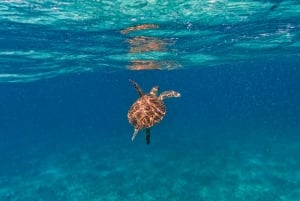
[128,94,166,129]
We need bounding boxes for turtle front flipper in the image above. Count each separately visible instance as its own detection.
[129,79,144,97]
[145,128,150,145]
[159,90,181,100]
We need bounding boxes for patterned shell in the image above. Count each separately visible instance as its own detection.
[128,94,166,129]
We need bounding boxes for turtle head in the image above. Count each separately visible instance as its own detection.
[150,86,159,96]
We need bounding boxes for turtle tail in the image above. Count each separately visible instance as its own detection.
[146,128,150,145]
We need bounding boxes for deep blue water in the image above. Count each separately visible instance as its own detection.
[1,62,300,200]
[1,1,300,201]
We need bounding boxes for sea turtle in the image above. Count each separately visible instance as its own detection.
[127,79,181,144]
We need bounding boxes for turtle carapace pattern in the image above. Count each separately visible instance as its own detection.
[127,79,181,144]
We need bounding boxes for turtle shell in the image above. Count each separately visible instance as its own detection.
[128,94,166,129]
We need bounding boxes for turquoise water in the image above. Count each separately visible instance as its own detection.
[1,1,300,201]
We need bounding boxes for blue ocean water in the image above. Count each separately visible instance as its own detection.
[1,1,300,200]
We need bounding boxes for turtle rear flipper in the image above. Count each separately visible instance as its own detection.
[146,128,150,145]
[132,128,139,141]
